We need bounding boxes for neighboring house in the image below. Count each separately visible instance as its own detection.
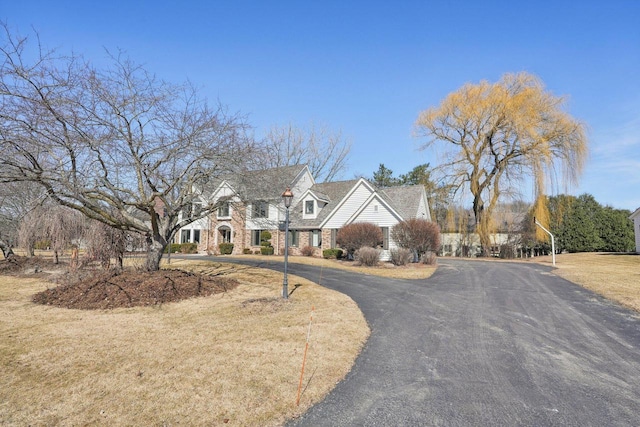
[439,206,528,257]
[630,207,640,254]
[175,165,432,260]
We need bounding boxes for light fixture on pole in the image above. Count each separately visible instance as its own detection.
[282,187,294,299]
[533,216,556,266]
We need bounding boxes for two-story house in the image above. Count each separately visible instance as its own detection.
[176,164,432,260]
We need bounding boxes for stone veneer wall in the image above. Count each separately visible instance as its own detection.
[205,203,247,255]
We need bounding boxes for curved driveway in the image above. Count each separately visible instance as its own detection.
[215,257,640,426]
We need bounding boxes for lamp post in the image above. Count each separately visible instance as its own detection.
[534,216,556,266]
[282,187,294,299]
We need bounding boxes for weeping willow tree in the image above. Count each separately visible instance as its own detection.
[415,72,588,253]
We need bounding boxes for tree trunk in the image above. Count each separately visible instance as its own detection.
[145,234,166,271]
[0,239,15,259]
[473,196,491,256]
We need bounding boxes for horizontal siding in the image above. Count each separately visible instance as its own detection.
[418,196,431,221]
[324,183,372,229]
[351,196,400,226]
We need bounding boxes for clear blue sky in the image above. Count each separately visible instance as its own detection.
[3,0,639,210]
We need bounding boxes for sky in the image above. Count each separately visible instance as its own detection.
[2,0,639,211]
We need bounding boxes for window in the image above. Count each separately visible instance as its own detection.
[180,229,190,244]
[193,203,202,217]
[217,201,230,218]
[183,203,202,219]
[310,230,322,247]
[380,227,389,250]
[288,230,299,247]
[253,201,268,218]
[219,227,231,243]
[251,230,262,246]
[193,229,201,244]
[305,200,314,215]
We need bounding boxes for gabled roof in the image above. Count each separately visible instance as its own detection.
[289,179,360,228]
[289,179,431,229]
[201,164,311,202]
[630,207,640,220]
[380,185,427,220]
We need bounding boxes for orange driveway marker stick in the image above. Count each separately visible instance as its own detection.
[296,306,314,406]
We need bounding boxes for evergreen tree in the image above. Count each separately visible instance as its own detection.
[372,164,398,187]
[596,207,635,252]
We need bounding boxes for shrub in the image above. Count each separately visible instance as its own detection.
[164,243,182,253]
[391,219,441,262]
[322,248,344,259]
[336,222,383,258]
[260,246,274,255]
[421,251,437,265]
[253,250,261,255]
[180,242,198,254]
[300,246,315,257]
[389,248,412,266]
[243,248,252,255]
[219,243,234,255]
[355,247,380,266]
[260,231,272,246]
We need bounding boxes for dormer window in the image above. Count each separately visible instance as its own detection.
[305,200,314,215]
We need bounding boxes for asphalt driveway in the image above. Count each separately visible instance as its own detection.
[211,257,640,426]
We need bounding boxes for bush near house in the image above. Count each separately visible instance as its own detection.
[336,222,383,258]
[260,231,274,255]
[164,243,182,254]
[391,219,441,262]
[180,243,198,254]
[243,248,252,255]
[301,246,315,257]
[389,248,413,266]
[322,248,344,259]
[219,243,234,255]
[164,243,198,254]
[260,246,274,255]
[354,247,380,266]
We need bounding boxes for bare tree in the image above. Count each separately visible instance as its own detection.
[260,122,351,182]
[0,25,257,270]
[415,72,588,254]
[0,181,47,258]
[42,205,86,264]
[84,219,129,269]
[17,207,43,257]
[0,238,13,259]
[391,218,441,262]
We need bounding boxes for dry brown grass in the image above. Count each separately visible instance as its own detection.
[221,254,437,280]
[0,260,369,426]
[533,252,640,312]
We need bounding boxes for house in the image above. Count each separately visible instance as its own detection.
[439,204,529,257]
[177,164,314,255]
[288,178,431,259]
[630,207,640,254]
[175,165,432,260]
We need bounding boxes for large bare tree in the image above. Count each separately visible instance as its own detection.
[260,122,351,182]
[0,25,255,270]
[415,72,588,253]
[0,181,47,259]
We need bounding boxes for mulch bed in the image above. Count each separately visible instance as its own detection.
[32,269,239,310]
[0,255,57,275]
[2,256,238,310]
